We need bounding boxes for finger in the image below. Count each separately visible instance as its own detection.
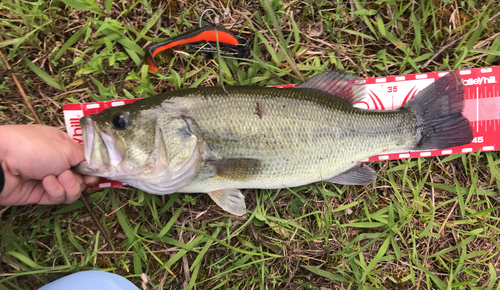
[83,175,100,186]
[42,175,66,204]
[0,179,44,206]
[58,170,84,204]
[22,181,48,205]
[52,127,86,166]
[67,142,86,166]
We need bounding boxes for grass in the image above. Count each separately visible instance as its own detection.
[1,0,500,289]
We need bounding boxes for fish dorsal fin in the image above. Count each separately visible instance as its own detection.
[295,71,365,105]
[208,189,247,216]
[209,158,262,181]
[326,163,377,185]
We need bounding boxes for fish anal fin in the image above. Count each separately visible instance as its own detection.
[208,189,246,216]
[295,71,365,105]
[209,158,262,181]
[326,163,377,185]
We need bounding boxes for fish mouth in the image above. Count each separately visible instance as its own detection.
[75,116,125,176]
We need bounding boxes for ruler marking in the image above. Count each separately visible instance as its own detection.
[112,101,125,107]
[476,87,479,132]
[68,67,500,191]
[483,86,485,131]
[86,104,100,109]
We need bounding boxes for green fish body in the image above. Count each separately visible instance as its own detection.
[176,86,416,192]
[75,71,473,215]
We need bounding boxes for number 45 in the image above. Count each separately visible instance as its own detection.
[472,137,483,143]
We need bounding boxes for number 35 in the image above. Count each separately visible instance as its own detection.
[387,86,397,93]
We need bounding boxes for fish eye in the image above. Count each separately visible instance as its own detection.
[111,112,130,130]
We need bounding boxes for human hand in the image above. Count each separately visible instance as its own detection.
[0,125,99,205]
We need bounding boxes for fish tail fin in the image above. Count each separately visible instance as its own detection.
[404,72,473,150]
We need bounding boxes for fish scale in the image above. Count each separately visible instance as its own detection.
[175,87,417,192]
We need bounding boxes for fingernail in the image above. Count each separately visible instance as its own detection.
[44,175,59,191]
[60,171,76,187]
[86,176,100,186]
[82,175,99,186]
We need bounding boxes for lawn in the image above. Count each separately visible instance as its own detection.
[1,0,500,289]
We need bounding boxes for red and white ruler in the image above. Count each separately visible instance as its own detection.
[64,66,500,189]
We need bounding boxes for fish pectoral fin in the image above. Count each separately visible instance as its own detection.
[295,71,365,105]
[208,189,247,216]
[209,158,262,181]
[326,164,377,185]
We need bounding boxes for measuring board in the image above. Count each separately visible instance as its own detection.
[63,66,500,190]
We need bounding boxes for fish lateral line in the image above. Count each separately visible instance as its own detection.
[240,132,258,139]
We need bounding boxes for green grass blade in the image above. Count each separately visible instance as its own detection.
[110,190,135,245]
[260,0,304,81]
[61,0,103,15]
[189,227,221,272]
[6,251,43,270]
[53,217,70,266]
[486,263,497,290]
[302,266,348,283]
[9,22,52,58]
[465,13,490,50]
[104,0,112,13]
[0,38,20,49]
[156,205,184,238]
[54,22,90,61]
[341,222,386,228]
[159,235,205,273]
[413,259,447,289]
[485,36,500,65]
[133,8,163,42]
[362,236,391,281]
[20,52,64,91]
[67,229,86,256]
[331,200,363,213]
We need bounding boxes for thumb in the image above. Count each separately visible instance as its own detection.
[62,133,86,167]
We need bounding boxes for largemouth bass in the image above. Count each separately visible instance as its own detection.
[75,71,473,215]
